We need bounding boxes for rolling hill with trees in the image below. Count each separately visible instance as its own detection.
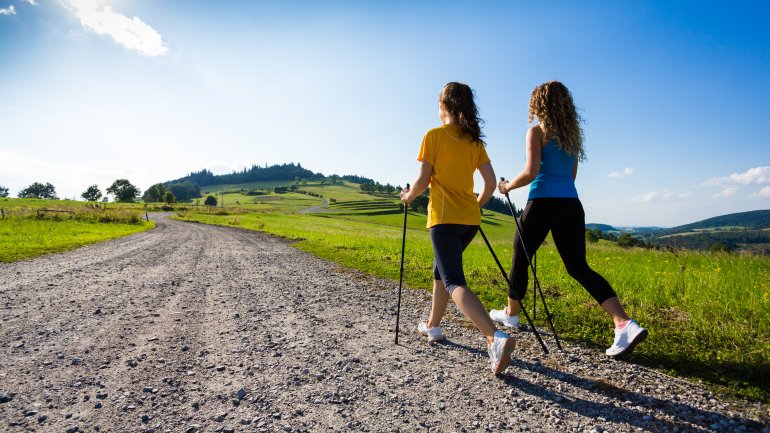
[647,210,770,254]
[156,162,770,255]
[588,210,770,254]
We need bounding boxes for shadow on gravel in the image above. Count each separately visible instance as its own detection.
[431,339,487,357]
[500,358,764,432]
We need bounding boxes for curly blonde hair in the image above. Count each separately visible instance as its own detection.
[528,81,585,161]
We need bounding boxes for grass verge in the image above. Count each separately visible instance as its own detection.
[0,198,155,263]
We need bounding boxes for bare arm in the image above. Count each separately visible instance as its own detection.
[498,125,543,194]
[400,160,432,203]
[476,162,496,208]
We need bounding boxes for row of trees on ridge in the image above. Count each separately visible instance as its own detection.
[0,180,143,202]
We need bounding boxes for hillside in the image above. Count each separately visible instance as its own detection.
[159,163,770,255]
[650,210,770,254]
[587,210,770,254]
[168,163,323,187]
[657,209,770,235]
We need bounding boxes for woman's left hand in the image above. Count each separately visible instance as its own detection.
[497,180,509,194]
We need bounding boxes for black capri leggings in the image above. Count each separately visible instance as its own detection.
[508,198,617,305]
[430,224,479,294]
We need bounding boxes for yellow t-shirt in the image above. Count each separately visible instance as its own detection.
[417,124,491,228]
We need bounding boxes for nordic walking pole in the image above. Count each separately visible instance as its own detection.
[533,254,537,320]
[395,183,410,345]
[478,226,549,354]
[501,178,563,350]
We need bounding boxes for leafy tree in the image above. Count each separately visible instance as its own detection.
[586,229,601,243]
[0,185,8,198]
[143,183,166,203]
[18,182,58,199]
[204,195,218,206]
[168,181,201,201]
[81,185,102,202]
[107,179,141,203]
[163,191,176,204]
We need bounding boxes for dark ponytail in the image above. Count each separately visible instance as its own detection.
[440,82,485,145]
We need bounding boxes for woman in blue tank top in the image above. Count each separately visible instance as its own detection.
[490,81,647,359]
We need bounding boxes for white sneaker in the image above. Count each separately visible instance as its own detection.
[489,308,520,328]
[487,330,515,375]
[417,321,444,342]
[606,319,648,358]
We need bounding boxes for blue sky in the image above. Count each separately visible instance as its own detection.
[0,0,768,227]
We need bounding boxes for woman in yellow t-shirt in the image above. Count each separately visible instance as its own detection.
[401,82,515,375]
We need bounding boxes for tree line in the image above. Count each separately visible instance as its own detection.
[0,180,142,203]
[170,163,321,188]
[359,181,400,194]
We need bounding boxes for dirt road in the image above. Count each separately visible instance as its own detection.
[1,215,767,432]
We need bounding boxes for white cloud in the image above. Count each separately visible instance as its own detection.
[61,0,169,57]
[703,166,770,187]
[0,5,16,15]
[23,0,38,5]
[608,167,635,178]
[631,190,659,203]
[711,187,738,199]
[631,188,691,203]
[753,186,770,198]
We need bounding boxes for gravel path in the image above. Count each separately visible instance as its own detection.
[297,199,330,214]
[1,214,767,433]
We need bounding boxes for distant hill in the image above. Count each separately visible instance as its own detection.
[586,223,618,232]
[169,163,322,188]
[649,210,770,254]
[586,210,770,254]
[656,209,770,236]
[616,226,665,234]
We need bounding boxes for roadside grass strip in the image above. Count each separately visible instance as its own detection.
[0,199,155,263]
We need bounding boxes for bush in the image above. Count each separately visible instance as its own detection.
[204,195,218,207]
[617,233,646,248]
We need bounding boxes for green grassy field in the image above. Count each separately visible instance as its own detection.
[0,198,155,262]
[173,182,770,402]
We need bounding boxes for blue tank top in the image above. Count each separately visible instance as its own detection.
[528,139,579,200]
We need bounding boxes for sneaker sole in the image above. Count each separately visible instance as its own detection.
[417,331,445,343]
[493,338,516,375]
[500,321,519,329]
[610,328,648,359]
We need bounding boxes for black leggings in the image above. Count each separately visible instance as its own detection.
[430,224,479,294]
[508,198,616,305]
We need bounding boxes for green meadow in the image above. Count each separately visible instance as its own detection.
[174,181,770,402]
[0,198,155,263]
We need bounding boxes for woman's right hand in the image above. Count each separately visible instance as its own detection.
[400,187,411,203]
